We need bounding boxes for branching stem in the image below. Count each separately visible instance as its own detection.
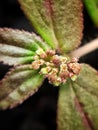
[71,38,98,58]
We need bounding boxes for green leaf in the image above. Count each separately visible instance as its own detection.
[18,0,83,53]
[0,28,50,65]
[83,0,98,27]
[72,83,98,130]
[76,64,98,96]
[57,64,98,130]
[0,65,44,109]
[57,80,88,130]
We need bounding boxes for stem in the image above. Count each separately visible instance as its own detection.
[71,38,98,58]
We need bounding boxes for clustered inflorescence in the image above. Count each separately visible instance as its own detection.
[31,49,81,86]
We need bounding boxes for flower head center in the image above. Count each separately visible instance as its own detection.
[31,49,81,86]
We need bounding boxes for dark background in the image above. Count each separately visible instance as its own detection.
[0,0,98,130]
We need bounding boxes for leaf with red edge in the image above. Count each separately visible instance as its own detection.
[57,80,88,130]
[18,0,83,53]
[76,64,98,96]
[0,65,44,109]
[57,64,98,130]
[0,28,50,65]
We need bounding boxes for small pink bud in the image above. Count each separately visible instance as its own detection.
[46,50,56,56]
[32,61,40,70]
[71,57,78,62]
[68,63,81,74]
[51,55,60,66]
[40,53,47,59]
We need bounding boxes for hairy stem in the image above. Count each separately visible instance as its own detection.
[71,38,98,58]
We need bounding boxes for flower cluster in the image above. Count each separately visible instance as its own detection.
[31,49,81,86]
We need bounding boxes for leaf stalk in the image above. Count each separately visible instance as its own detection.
[71,38,98,58]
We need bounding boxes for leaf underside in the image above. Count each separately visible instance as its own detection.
[0,28,50,65]
[57,64,98,130]
[19,0,83,53]
[0,65,44,109]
